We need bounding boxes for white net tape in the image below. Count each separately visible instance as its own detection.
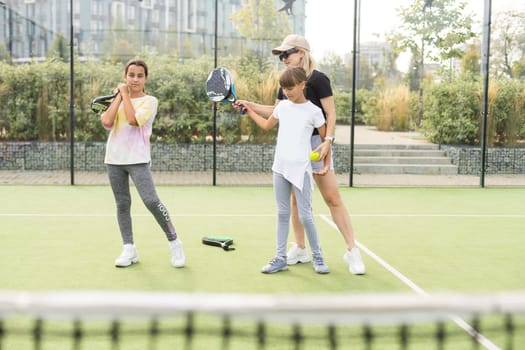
[1,291,524,324]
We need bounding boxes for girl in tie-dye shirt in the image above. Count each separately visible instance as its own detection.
[100,59,186,269]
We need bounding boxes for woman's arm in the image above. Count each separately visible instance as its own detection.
[313,124,331,176]
[315,95,336,160]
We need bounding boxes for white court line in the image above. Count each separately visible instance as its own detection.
[319,214,502,350]
[0,210,511,348]
[1,213,524,218]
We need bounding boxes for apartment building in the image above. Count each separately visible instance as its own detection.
[0,0,305,61]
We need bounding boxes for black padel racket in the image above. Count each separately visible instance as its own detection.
[202,235,235,251]
[206,67,245,113]
[91,91,119,114]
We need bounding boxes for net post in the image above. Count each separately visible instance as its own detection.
[435,321,446,350]
[110,320,120,350]
[292,324,303,350]
[33,318,43,350]
[256,321,266,350]
[327,324,337,350]
[399,324,409,350]
[471,316,481,348]
[0,319,4,350]
[221,315,231,350]
[72,320,82,350]
[183,312,194,350]
[148,318,159,350]
[504,313,514,350]
[362,324,373,350]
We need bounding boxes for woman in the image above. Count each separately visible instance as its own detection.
[235,34,365,275]
[100,59,185,268]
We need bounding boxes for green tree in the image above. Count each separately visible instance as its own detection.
[46,34,69,61]
[461,43,481,78]
[491,10,525,78]
[231,0,290,71]
[396,0,476,126]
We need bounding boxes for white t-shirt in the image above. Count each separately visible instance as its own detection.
[271,99,325,191]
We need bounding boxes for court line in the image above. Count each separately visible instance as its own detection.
[319,214,502,350]
[0,209,509,348]
[1,213,524,218]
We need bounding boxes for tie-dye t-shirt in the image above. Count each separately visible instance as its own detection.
[103,95,158,165]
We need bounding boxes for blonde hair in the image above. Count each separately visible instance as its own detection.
[299,49,316,77]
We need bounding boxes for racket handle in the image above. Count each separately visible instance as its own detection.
[237,103,246,115]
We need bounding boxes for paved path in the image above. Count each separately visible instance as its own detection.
[336,125,429,145]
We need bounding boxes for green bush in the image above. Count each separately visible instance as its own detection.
[0,55,279,144]
[422,78,480,145]
[1,56,524,147]
[335,90,371,125]
[488,79,525,146]
[421,77,525,146]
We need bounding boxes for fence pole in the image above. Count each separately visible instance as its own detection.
[69,0,75,185]
[480,0,492,187]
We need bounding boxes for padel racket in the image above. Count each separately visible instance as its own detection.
[206,67,245,113]
[90,91,119,114]
[202,235,235,251]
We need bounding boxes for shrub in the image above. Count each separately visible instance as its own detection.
[366,86,412,131]
[422,79,480,145]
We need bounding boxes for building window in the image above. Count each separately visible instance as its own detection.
[140,0,154,10]
[112,1,125,20]
[183,0,196,32]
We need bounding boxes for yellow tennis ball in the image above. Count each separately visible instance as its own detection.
[310,151,320,161]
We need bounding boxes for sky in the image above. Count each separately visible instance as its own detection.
[304,0,524,62]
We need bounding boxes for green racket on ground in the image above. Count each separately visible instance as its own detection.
[202,235,235,251]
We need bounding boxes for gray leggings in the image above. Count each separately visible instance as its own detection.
[107,164,177,244]
[273,172,322,259]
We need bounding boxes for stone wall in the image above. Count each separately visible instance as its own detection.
[442,145,525,174]
[1,142,524,174]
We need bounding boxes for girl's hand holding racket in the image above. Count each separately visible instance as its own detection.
[233,100,249,115]
[91,91,120,114]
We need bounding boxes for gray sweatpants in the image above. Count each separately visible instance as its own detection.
[273,172,322,259]
[107,163,177,245]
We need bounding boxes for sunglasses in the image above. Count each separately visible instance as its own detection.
[279,48,299,61]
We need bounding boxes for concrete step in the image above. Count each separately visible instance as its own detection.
[354,163,458,175]
[349,143,458,175]
[354,156,453,165]
[354,143,439,150]
[354,149,446,157]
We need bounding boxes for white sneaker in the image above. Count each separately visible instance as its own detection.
[286,243,311,265]
[169,239,186,268]
[115,244,138,267]
[343,247,366,275]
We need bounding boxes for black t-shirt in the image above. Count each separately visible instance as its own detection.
[277,70,333,135]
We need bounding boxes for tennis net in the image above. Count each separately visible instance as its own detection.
[0,291,524,350]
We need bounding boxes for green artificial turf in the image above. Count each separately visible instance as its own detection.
[1,185,524,349]
[1,185,524,293]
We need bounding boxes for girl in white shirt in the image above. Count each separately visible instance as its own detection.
[242,67,330,274]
